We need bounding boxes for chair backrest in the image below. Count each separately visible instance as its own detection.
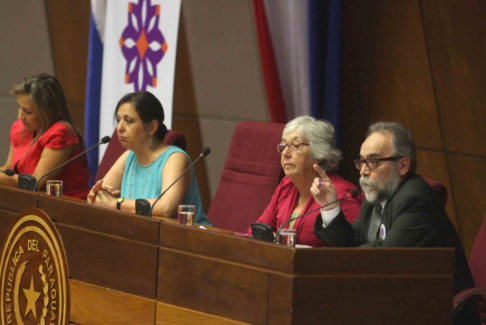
[423,177,448,207]
[470,216,486,322]
[95,129,187,181]
[207,121,285,233]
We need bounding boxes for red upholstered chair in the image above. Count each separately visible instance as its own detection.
[453,216,486,324]
[95,129,187,181]
[207,121,285,233]
[423,177,448,207]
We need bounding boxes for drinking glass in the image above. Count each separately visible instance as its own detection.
[46,180,63,197]
[178,205,195,225]
[278,228,297,247]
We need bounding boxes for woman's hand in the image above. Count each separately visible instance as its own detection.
[94,188,117,209]
[310,164,338,210]
[87,179,120,205]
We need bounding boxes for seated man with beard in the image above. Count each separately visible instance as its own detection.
[310,121,478,325]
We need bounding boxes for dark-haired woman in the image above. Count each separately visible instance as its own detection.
[0,74,89,198]
[87,91,210,225]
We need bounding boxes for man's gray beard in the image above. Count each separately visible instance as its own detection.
[359,166,402,204]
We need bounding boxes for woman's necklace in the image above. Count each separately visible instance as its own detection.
[127,153,155,199]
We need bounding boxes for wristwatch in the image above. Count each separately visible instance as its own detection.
[116,197,125,210]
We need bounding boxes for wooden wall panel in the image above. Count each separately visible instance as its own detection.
[45,0,90,133]
[342,0,442,149]
[447,154,486,255]
[172,12,210,211]
[420,0,486,155]
[416,150,456,225]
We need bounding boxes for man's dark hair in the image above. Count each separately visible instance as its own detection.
[367,121,417,176]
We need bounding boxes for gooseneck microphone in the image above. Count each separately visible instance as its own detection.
[1,169,15,177]
[136,147,211,218]
[18,136,111,192]
[275,189,360,240]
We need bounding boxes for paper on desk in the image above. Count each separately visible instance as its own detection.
[295,244,312,248]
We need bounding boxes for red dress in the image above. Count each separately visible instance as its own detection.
[10,119,89,199]
[251,174,362,247]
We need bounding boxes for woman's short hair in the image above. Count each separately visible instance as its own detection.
[115,91,167,141]
[367,121,417,176]
[11,73,75,140]
[283,116,342,172]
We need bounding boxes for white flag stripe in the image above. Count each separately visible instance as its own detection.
[263,0,310,119]
[93,0,181,162]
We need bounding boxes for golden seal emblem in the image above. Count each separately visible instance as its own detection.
[0,208,69,324]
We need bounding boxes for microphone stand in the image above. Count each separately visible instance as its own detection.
[18,136,111,192]
[136,147,211,217]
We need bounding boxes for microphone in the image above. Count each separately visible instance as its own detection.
[18,136,111,192]
[136,147,211,217]
[251,189,360,243]
[1,169,15,177]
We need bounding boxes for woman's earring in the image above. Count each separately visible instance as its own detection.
[148,136,154,149]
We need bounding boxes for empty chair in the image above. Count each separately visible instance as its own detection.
[95,129,187,181]
[423,177,448,207]
[453,216,486,324]
[208,121,285,233]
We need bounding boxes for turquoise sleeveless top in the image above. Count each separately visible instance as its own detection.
[121,146,211,225]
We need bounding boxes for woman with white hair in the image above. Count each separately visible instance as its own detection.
[251,116,361,247]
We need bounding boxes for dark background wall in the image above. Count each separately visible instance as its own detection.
[6,0,484,255]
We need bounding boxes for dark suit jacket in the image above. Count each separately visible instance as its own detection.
[315,175,474,295]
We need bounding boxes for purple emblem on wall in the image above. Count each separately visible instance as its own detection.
[120,0,168,91]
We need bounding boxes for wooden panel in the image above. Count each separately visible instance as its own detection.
[59,224,159,298]
[420,0,486,155]
[70,279,156,325]
[338,140,363,188]
[159,221,293,272]
[267,274,293,324]
[416,150,457,225]
[172,12,210,212]
[291,276,451,325]
[0,210,16,246]
[38,194,160,244]
[45,0,90,132]
[158,248,268,324]
[343,0,442,149]
[293,247,454,275]
[44,0,90,103]
[447,154,486,256]
[0,185,38,245]
[340,16,368,170]
[0,185,38,213]
[156,302,250,325]
[172,117,211,213]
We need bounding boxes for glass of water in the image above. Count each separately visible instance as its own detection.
[178,205,195,225]
[46,180,63,197]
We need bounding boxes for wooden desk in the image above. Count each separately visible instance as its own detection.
[0,185,454,324]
